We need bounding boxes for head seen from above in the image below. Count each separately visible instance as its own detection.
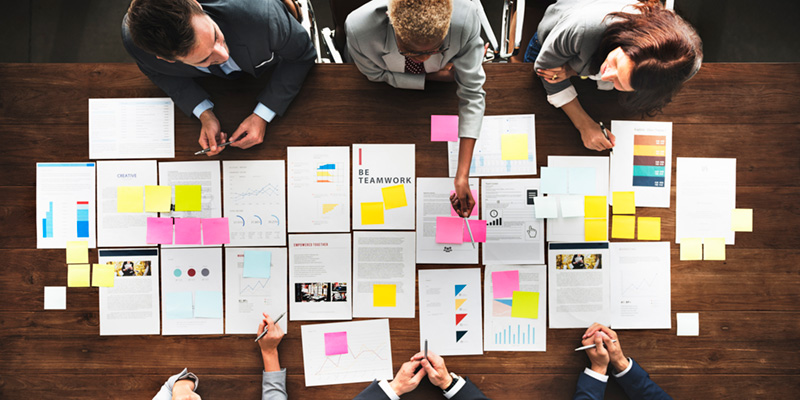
[127,0,230,66]
[388,0,452,63]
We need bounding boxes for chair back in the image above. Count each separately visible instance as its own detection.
[330,0,370,53]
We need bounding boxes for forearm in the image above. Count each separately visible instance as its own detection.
[262,349,281,372]
[455,138,476,180]
[560,98,595,132]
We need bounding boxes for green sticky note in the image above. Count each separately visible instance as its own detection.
[703,238,726,260]
[92,264,115,287]
[511,291,539,319]
[382,185,408,210]
[373,284,396,307]
[680,238,703,260]
[584,218,608,241]
[174,185,202,211]
[117,186,144,213]
[611,215,635,239]
[584,196,607,218]
[501,134,529,160]
[66,240,89,264]
[145,185,172,212]
[361,202,384,225]
[612,191,636,215]
[637,217,661,240]
[731,209,753,232]
[68,264,90,287]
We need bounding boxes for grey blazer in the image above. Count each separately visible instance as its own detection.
[345,0,486,139]
[122,0,316,118]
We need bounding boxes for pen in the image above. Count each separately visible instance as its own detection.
[599,122,613,153]
[463,217,476,248]
[574,339,617,352]
[424,339,428,360]
[254,311,286,342]
[194,134,246,155]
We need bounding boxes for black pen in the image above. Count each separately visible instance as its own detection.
[599,122,613,153]
[424,339,428,360]
[194,134,246,155]
[254,312,286,342]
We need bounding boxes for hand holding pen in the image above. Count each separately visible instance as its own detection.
[578,323,629,374]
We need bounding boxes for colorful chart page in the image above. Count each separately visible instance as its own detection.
[609,121,673,208]
[632,135,667,188]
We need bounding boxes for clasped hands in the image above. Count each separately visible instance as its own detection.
[580,323,629,375]
[198,110,267,156]
[389,351,453,396]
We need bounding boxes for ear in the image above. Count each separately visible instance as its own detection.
[193,0,203,9]
[156,55,176,64]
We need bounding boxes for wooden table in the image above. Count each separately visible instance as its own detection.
[0,63,798,399]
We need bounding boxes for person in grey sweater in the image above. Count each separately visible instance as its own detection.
[524,0,702,151]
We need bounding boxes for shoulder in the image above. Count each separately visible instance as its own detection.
[346,0,389,36]
[204,0,286,26]
[450,0,480,30]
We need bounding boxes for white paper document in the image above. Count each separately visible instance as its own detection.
[416,178,479,264]
[160,248,223,335]
[609,120,673,208]
[289,234,352,320]
[352,144,415,230]
[89,98,174,159]
[448,114,537,177]
[419,268,483,356]
[158,161,222,218]
[223,160,286,246]
[96,160,157,247]
[36,162,97,249]
[548,242,610,328]
[224,247,288,334]
[301,319,393,387]
[676,157,736,244]
[546,156,609,242]
[481,179,545,264]
[352,231,416,318]
[609,242,671,329]
[98,248,161,335]
[287,146,350,232]
[483,265,547,351]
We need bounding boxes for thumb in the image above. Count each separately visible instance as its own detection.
[421,358,437,375]
[594,333,608,355]
[229,124,247,146]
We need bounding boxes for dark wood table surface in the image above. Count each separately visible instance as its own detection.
[0,62,798,399]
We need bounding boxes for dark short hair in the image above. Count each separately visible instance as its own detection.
[126,0,205,60]
[592,0,703,115]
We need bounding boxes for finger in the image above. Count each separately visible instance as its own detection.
[257,319,267,336]
[411,351,424,361]
[594,333,608,355]
[228,124,248,147]
[598,325,618,340]
[608,131,616,147]
[411,363,427,383]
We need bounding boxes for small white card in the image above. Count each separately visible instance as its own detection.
[676,312,699,336]
[44,286,67,310]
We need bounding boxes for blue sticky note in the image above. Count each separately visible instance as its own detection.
[244,250,271,279]
[568,167,596,195]
[165,292,193,320]
[194,290,223,319]
[540,167,569,194]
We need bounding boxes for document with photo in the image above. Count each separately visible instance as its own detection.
[352,144,415,230]
[225,247,288,334]
[353,231,416,318]
[287,146,350,233]
[416,177,479,264]
[289,234,352,321]
[481,179,544,264]
[97,160,157,247]
[223,160,286,246]
[98,248,160,335]
[548,242,610,328]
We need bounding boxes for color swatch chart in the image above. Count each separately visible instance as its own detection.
[632,135,667,187]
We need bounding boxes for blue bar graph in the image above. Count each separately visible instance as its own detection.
[76,201,89,238]
[494,324,535,345]
[42,201,54,238]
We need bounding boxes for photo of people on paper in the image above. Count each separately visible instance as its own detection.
[555,254,602,270]
[107,260,152,276]
[295,282,347,302]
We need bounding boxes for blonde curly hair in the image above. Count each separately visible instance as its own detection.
[388,0,453,45]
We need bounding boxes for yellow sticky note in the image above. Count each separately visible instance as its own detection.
[731,209,753,232]
[174,185,202,211]
[145,185,172,212]
[382,185,408,210]
[501,134,529,160]
[117,186,144,213]
[510,291,539,319]
[584,196,607,218]
[612,192,636,215]
[92,264,115,287]
[611,215,635,239]
[373,284,396,307]
[66,240,89,264]
[361,202,385,225]
[680,238,703,260]
[703,238,726,260]
[67,264,90,287]
[584,218,608,241]
[637,217,661,240]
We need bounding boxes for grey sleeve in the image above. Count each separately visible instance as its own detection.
[451,4,486,140]
[153,368,199,400]
[533,21,585,96]
[262,368,288,400]
[345,17,425,90]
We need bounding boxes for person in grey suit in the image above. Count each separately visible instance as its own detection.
[345,0,486,217]
[122,0,315,156]
[354,350,489,399]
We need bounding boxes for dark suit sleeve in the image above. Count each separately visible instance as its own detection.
[615,359,673,400]
[573,371,606,400]
[352,380,391,400]
[451,377,490,400]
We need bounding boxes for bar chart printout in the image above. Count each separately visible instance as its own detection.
[632,135,667,187]
[36,162,97,248]
[483,265,547,351]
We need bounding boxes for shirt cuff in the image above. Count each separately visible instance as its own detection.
[175,368,199,390]
[546,86,578,108]
[192,99,214,119]
[378,379,401,400]
[583,368,609,383]
[612,358,634,378]
[443,373,466,399]
[596,80,614,91]
[253,103,276,123]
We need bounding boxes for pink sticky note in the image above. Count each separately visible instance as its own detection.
[146,217,173,244]
[324,331,348,356]
[436,216,464,244]
[462,219,487,243]
[174,218,202,245]
[450,190,479,217]
[431,115,459,142]
[202,218,230,245]
[492,270,520,299]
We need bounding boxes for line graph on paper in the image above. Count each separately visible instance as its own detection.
[315,342,390,376]
[621,271,661,297]
[239,275,271,297]
[230,183,282,203]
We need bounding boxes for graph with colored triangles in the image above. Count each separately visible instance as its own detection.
[419,268,483,356]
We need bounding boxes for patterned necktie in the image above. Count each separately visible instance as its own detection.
[404,57,425,74]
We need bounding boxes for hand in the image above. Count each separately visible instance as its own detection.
[229,113,267,149]
[172,379,200,400]
[577,122,615,151]
[426,63,455,82]
[198,110,227,156]
[536,64,576,84]
[582,323,628,372]
[257,313,285,372]
[450,177,475,218]
[411,351,452,390]
[388,360,427,396]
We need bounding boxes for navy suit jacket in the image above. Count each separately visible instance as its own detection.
[354,377,490,400]
[573,359,672,400]
[122,0,315,117]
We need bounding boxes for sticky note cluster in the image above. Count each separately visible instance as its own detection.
[116,185,184,213]
[584,196,607,241]
[435,216,487,244]
[680,238,726,261]
[541,167,596,195]
[146,217,230,245]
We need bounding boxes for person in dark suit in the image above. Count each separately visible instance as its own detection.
[122,0,315,156]
[574,323,672,400]
[354,350,488,399]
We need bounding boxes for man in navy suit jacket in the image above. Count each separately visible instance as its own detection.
[574,323,672,400]
[122,0,315,156]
